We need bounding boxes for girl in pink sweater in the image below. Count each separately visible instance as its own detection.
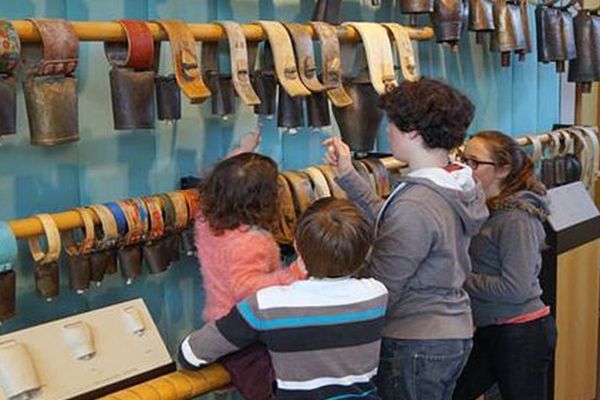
[194,132,306,399]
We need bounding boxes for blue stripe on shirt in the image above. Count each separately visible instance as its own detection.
[326,388,378,400]
[237,301,386,330]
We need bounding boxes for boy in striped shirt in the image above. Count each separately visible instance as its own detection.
[180,198,388,399]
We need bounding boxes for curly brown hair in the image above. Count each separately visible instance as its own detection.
[379,78,475,150]
[472,131,546,209]
[198,153,279,235]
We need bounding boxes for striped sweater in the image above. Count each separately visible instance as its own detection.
[180,277,388,400]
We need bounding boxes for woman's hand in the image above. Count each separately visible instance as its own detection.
[322,137,353,176]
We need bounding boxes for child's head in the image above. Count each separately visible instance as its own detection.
[198,153,279,235]
[462,130,546,206]
[294,198,372,278]
[380,78,475,161]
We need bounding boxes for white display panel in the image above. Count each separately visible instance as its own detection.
[0,298,174,400]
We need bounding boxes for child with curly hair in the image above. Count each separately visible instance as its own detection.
[195,131,306,399]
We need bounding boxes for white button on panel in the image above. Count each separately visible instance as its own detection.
[0,340,41,400]
[62,322,95,361]
[122,306,145,336]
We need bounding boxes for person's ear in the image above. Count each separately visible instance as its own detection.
[407,130,421,141]
[496,164,511,180]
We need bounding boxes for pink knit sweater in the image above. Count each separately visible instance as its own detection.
[195,216,306,322]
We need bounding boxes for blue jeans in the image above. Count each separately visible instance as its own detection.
[376,338,473,400]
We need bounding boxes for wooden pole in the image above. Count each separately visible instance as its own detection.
[10,20,434,43]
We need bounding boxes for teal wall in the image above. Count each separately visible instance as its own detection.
[0,1,558,396]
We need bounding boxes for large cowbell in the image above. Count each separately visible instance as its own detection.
[109,68,155,130]
[432,0,469,47]
[307,91,331,129]
[312,0,343,24]
[24,75,79,146]
[469,0,495,35]
[568,10,600,92]
[0,76,17,137]
[155,74,182,122]
[332,78,383,154]
[277,90,305,131]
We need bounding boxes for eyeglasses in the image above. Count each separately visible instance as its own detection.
[458,156,496,170]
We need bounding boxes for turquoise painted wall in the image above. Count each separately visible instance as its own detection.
[0,1,558,397]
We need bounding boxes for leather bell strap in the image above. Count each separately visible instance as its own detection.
[154,20,211,104]
[87,204,119,250]
[582,127,600,193]
[158,194,177,234]
[255,21,311,97]
[548,130,563,158]
[142,196,165,241]
[274,174,297,245]
[23,19,79,76]
[134,198,150,234]
[118,200,146,245]
[284,23,326,93]
[104,202,129,236]
[316,165,348,199]
[281,171,318,214]
[217,21,261,106]
[105,20,154,70]
[559,129,574,155]
[0,221,18,272]
[310,22,353,108]
[572,126,600,193]
[0,21,20,76]
[182,189,200,223]
[167,192,189,231]
[568,128,592,190]
[342,22,397,95]
[381,23,420,82]
[361,158,391,198]
[304,166,332,199]
[63,208,96,256]
[28,214,61,264]
[352,159,378,193]
[525,135,543,164]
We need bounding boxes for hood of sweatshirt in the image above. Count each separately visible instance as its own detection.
[399,164,489,236]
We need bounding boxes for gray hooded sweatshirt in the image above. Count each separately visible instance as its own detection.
[337,166,488,340]
[465,190,549,327]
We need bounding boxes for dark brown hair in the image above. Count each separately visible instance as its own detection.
[294,198,373,278]
[198,153,279,235]
[472,130,546,209]
[380,78,475,150]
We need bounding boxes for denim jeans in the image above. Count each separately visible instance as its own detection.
[452,315,557,400]
[376,338,473,400]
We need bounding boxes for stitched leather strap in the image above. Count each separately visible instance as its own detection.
[569,128,592,189]
[167,192,189,231]
[23,19,79,76]
[342,22,397,95]
[361,157,391,197]
[217,21,261,106]
[382,23,420,82]
[304,166,332,199]
[255,21,311,97]
[574,126,600,194]
[0,21,20,75]
[142,196,165,241]
[182,189,200,224]
[105,20,154,70]
[88,204,119,251]
[118,200,145,245]
[104,202,128,236]
[274,174,297,245]
[525,135,543,163]
[28,214,61,264]
[0,222,17,272]
[316,165,348,199]
[159,194,177,235]
[282,171,318,214]
[310,22,353,107]
[154,20,211,103]
[284,23,325,93]
[64,208,96,256]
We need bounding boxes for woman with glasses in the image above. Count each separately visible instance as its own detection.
[453,131,557,400]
